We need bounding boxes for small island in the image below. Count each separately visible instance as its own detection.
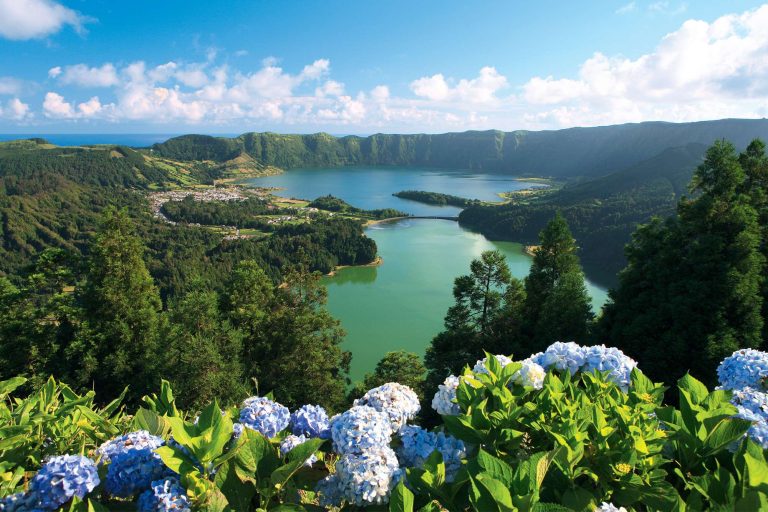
[393,190,480,208]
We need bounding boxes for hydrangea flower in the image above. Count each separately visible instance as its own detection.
[330,405,393,454]
[512,359,546,389]
[279,434,318,467]
[0,492,42,512]
[334,447,403,506]
[354,383,420,431]
[431,375,461,416]
[731,387,768,449]
[472,354,513,375]
[582,345,637,391]
[239,396,290,438]
[315,474,343,508]
[137,477,191,512]
[232,423,244,440]
[28,455,100,510]
[717,349,768,391]
[96,430,165,465]
[290,404,331,438]
[596,504,628,512]
[396,426,466,482]
[105,447,170,497]
[533,341,586,375]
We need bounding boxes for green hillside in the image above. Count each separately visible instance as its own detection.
[458,144,708,284]
[152,119,768,178]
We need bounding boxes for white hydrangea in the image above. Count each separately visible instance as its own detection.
[431,375,461,416]
[512,359,546,389]
[472,354,513,375]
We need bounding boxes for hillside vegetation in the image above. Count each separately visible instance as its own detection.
[459,144,708,283]
[152,119,768,178]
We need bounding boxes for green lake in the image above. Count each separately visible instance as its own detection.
[248,167,608,381]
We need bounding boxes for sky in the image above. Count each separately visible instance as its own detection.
[0,0,767,134]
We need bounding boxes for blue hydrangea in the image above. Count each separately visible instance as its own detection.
[354,382,420,431]
[330,405,393,454]
[731,387,768,449]
[434,431,467,481]
[105,447,170,498]
[717,349,768,391]
[96,430,165,465]
[290,404,331,439]
[431,375,461,416]
[472,354,513,375]
[334,447,403,506]
[28,455,100,510]
[239,396,290,438]
[137,477,191,512]
[582,345,637,391]
[512,359,547,389]
[0,492,43,512]
[279,434,318,467]
[315,474,343,508]
[533,341,586,375]
[232,423,244,440]
[596,504,628,512]
[396,426,466,482]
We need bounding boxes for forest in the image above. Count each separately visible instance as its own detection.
[393,190,480,208]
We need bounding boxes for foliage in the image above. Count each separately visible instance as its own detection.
[597,140,765,388]
[351,351,427,403]
[308,194,408,220]
[393,190,479,208]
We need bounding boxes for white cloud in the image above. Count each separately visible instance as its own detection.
[616,2,636,15]
[649,2,688,15]
[52,64,119,87]
[0,77,23,95]
[0,0,91,40]
[43,91,74,118]
[3,98,30,120]
[410,67,508,104]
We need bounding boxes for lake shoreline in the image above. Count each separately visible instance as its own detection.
[325,256,383,277]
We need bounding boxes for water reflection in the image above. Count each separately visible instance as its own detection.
[325,266,378,285]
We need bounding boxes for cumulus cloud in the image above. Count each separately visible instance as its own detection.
[52,64,120,87]
[14,5,768,131]
[0,0,91,40]
[2,98,31,120]
[520,4,768,127]
[0,77,23,95]
[410,66,508,104]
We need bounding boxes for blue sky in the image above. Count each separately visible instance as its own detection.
[0,0,767,133]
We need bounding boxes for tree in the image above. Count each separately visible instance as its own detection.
[224,262,351,412]
[598,140,765,386]
[350,351,427,402]
[522,212,593,352]
[162,285,247,410]
[70,208,163,402]
[424,250,525,411]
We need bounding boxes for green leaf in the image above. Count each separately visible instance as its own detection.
[531,504,576,512]
[469,474,514,512]
[389,480,415,512]
[473,449,513,486]
[156,445,200,475]
[678,374,709,404]
[132,408,170,437]
[0,377,27,397]
[703,417,752,456]
[234,428,279,482]
[270,438,323,489]
[214,460,256,512]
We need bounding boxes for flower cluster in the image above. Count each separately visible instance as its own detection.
[431,375,461,416]
[98,431,168,498]
[354,382,420,431]
[512,359,547,389]
[717,348,768,391]
[96,430,165,465]
[329,405,393,454]
[396,425,466,482]
[106,447,171,497]
[582,345,637,391]
[137,477,191,512]
[320,447,403,506]
[239,396,290,438]
[531,342,637,390]
[472,354,513,375]
[730,386,768,449]
[532,341,586,375]
[279,435,318,466]
[27,455,100,510]
[596,503,628,512]
[290,404,331,438]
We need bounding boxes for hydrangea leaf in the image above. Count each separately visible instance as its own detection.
[389,480,415,512]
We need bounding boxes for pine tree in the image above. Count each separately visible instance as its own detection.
[72,208,163,402]
[523,212,593,352]
[162,285,247,410]
[598,140,765,386]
